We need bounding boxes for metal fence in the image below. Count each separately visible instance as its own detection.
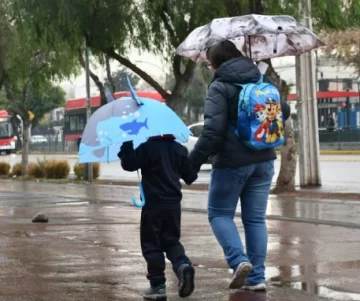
[29,139,69,153]
[25,125,360,154]
[294,126,360,150]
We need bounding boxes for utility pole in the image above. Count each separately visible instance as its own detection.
[295,0,321,186]
[84,41,93,182]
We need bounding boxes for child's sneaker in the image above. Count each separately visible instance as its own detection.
[177,263,195,297]
[229,262,253,289]
[242,282,267,292]
[142,284,166,300]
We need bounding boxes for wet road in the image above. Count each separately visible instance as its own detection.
[2,180,360,228]
[1,154,360,192]
[0,184,359,300]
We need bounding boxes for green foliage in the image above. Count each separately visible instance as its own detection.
[6,0,360,113]
[137,0,227,56]
[322,30,360,77]
[12,0,135,57]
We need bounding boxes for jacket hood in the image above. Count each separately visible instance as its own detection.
[213,57,261,84]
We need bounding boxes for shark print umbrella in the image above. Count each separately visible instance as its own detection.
[78,76,191,164]
[78,77,191,208]
[175,14,325,62]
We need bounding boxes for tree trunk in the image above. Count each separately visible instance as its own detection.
[102,47,196,112]
[186,104,191,123]
[223,0,297,193]
[272,118,297,193]
[105,55,116,93]
[77,48,107,106]
[170,56,197,112]
[102,47,170,100]
[21,119,30,176]
[264,60,297,193]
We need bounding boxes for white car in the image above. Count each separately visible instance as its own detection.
[30,135,48,144]
[183,122,204,153]
[184,121,213,164]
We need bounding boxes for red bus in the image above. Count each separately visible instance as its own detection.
[0,110,17,154]
[64,91,165,151]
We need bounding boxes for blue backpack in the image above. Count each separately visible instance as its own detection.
[229,76,286,150]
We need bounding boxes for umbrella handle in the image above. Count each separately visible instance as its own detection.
[132,182,146,207]
[132,170,146,208]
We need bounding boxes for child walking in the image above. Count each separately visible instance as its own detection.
[118,135,198,300]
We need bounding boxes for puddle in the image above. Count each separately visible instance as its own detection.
[194,263,360,300]
[316,286,360,301]
[273,281,360,300]
[55,201,89,206]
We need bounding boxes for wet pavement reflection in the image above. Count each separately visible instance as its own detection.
[229,291,267,301]
[1,180,360,227]
[0,182,359,300]
[2,154,360,193]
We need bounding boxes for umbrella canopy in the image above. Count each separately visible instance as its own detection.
[175,14,325,62]
[78,80,190,164]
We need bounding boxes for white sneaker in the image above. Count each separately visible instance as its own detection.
[242,283,267,292]
[229,262,253,289]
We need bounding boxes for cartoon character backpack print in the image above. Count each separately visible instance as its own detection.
[229,75,286,150]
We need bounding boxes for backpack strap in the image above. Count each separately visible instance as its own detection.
[256,74,264,84]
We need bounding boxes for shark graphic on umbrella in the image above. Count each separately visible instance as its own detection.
[78,76,191,207]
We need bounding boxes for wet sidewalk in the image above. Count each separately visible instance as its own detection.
[0,189,360,300]
[3,153,360,193]
[2,180,360,228]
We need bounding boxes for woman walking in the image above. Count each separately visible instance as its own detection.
[189,40,290,291]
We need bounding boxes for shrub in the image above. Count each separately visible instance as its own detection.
[0,162,11,176]
[45,160,70,179]
[37,158,47,176]
[12,163,23,177]
[73,163,100,180]
[28,163,45,178]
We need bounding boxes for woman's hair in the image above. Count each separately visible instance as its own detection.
[206,41,243,69]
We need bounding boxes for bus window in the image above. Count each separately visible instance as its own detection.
[70,116,77,131]
[77,115,85,131]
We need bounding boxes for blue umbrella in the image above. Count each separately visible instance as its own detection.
[78,76,191,207]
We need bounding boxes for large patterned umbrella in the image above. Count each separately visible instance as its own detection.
[175,14,325,62]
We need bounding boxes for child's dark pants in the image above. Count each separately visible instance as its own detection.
[140,207,191,287]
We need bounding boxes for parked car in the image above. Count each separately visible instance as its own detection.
[183,122,204,153]
[30,135,48,144]
[183,121,213,164]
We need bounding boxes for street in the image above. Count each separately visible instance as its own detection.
[1,153,360,192]
[0,180,360,300]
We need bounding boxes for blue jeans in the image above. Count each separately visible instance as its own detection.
[208,161,274,285]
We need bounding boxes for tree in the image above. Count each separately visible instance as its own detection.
[322,30,360,77]
[12,0,224,111]
[166,65,211,123]
[104,67,140,92]
[0,1,78,175]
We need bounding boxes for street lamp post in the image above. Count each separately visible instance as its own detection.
[85,42,93,182]
[295,0,321,186]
